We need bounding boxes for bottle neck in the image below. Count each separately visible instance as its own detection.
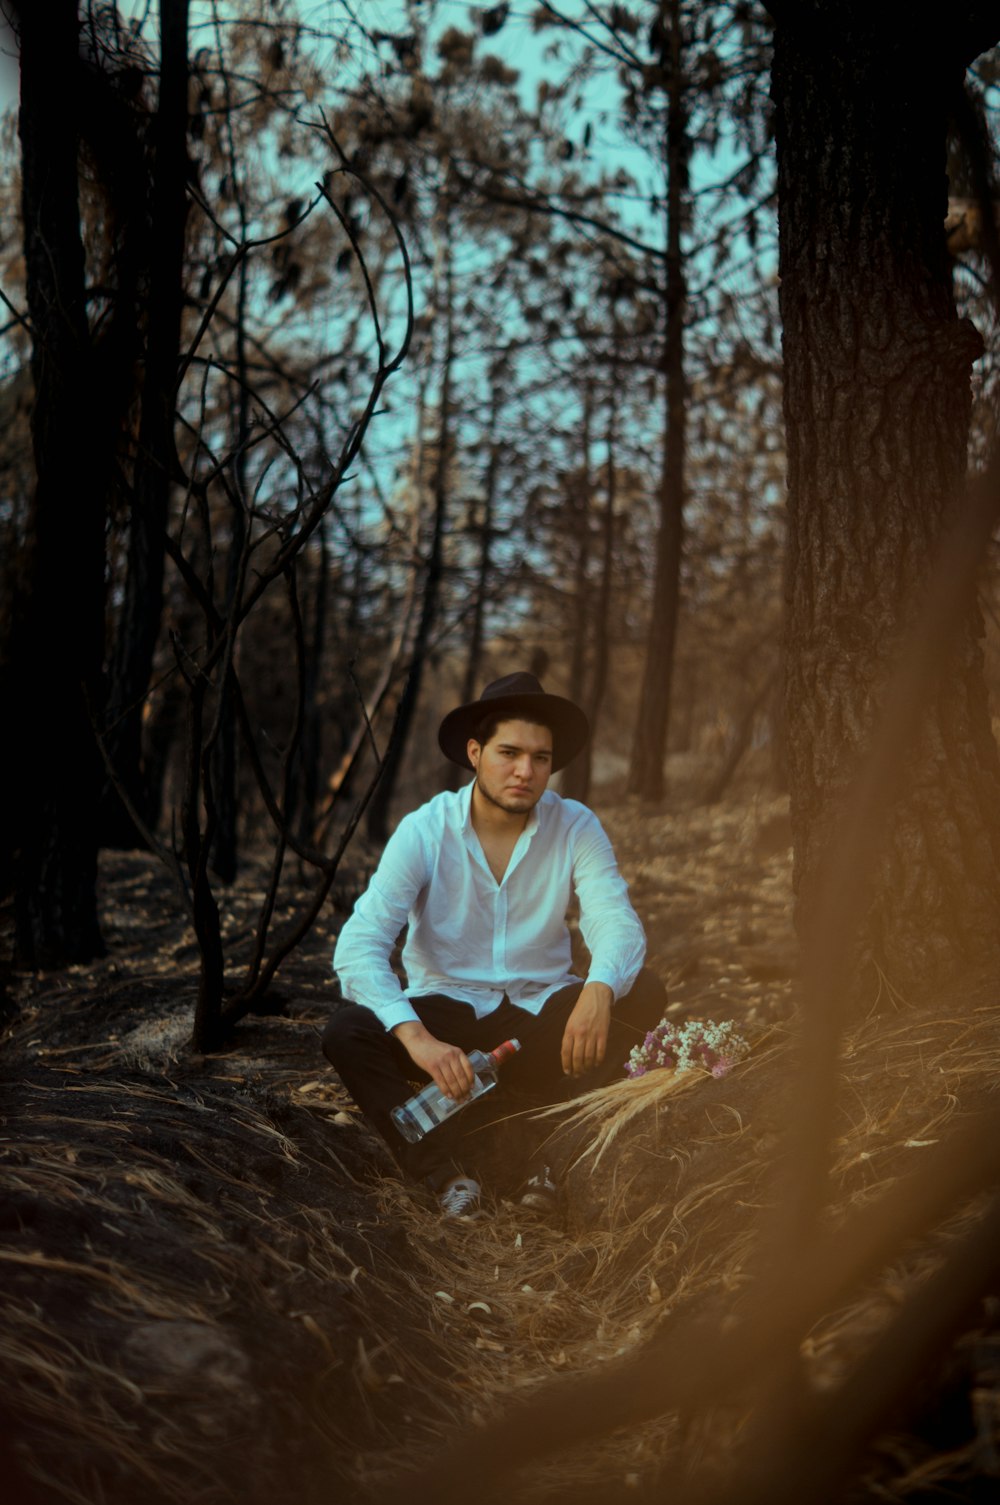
[489,1038,521,1068]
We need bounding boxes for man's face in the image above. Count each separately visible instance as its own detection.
[467,718,553,816]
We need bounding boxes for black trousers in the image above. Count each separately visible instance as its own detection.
[321,968,667,1189]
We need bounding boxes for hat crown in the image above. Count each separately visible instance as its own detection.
[480,672,545,702]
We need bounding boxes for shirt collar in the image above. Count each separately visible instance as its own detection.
[458,779,475,831]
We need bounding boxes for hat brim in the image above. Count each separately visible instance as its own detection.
[438,692,590,773]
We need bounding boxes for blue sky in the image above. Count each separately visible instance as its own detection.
[0,10,16,114]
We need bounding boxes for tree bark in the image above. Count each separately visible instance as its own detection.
[293,517,330,846]
[628,0,688,802]
[445,355,505,794]
[365,210,455,843]
[567,384,593,713]
[558,384,594,803]
[462,365,504,708]
[771,2,1000,991]
[101,0,190,848]
[562,364,618,805]
[210,17,252,883]
[11,0,106,965]
[704,664,779,807]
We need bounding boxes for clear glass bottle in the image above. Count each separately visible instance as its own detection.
[391,1039,521,1144]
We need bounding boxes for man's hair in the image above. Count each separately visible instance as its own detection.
[471,710,553,750]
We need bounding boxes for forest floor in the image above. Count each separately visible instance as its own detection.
[1,762,998,1505]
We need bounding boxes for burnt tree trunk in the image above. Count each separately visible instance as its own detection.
[770,2,1000,991]
[209,315,249,884]
[558,513,592,804]
[463,358,506,707]
[210,32,252,884]
[446,359,504,793]
[558,385,594,803]
[562,364,618,806]
[101,0,190,848]
[365,214,455,843]
[293,516,330,845]
[567,384,593,717]
[628,0,688,802]
[11,0,107,965]
[704,665,779,807]
[583,365,619,796]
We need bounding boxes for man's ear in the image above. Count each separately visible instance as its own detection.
[467,738,481,770]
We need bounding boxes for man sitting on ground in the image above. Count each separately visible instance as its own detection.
[322,671,666,1220]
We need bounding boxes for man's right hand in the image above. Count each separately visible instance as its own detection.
[392,1020,476,1101]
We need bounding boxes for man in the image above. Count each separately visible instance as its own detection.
[322,672,666,1220]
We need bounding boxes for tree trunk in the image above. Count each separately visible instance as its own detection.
[101,0,190,848]
[313,453,426,838]
[210,36,252,884]
[628,0,688,802]
[11,0,106,965]
[143,672,187,833]
[567,385,593,713]
[771,2,1000,991]
[462,363,504,707]
[366,212,455,843]
[446,356,505,793]
[558,387,594,802]
[704,665,779,807]
[582,367,619,794]
[294,517,330,845]
[562,363,618,805]
[185,670,226,1052]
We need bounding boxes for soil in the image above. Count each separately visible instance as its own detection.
[5,774,992,1505]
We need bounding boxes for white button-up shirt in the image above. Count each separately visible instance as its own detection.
[333,783,646,1031]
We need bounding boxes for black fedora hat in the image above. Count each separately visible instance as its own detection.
[438,672,590,773]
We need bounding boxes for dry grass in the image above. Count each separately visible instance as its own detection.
[0,1021,394,1505]
[356,998,1000,1502]
[3,834,999,1503]
[7,996,997,1502]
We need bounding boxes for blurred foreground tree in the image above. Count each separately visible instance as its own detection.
[768,0,1000,993]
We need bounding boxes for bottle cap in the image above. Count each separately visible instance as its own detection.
[490,1038,521,1065]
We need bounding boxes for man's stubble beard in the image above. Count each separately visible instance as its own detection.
[474,775,541,816]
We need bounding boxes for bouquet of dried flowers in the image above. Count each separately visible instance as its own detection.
[625,1017,750,1080]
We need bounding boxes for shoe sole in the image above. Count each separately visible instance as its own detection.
[519,1192,557,1214]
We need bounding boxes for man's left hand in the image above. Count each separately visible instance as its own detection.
[561,981,614,1077]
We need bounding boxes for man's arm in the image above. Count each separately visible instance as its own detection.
[392,1020,476,1101]
[333,816,476,1098]
[333,814,428,1030]
[561,808,647,1076]
[571,809,646,995]
[560,979,614,1076]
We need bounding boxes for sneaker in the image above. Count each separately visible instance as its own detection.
[519,1163,558,1216]
[439,1176,484,1222]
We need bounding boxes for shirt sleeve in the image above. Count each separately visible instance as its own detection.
[570,807,646,1002]
[332,813,429,1031]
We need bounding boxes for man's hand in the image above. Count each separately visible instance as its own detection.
[561,981,614,1077]
[393,1020,476,1101]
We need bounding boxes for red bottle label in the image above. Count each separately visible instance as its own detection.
[489,1038,521,1068]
